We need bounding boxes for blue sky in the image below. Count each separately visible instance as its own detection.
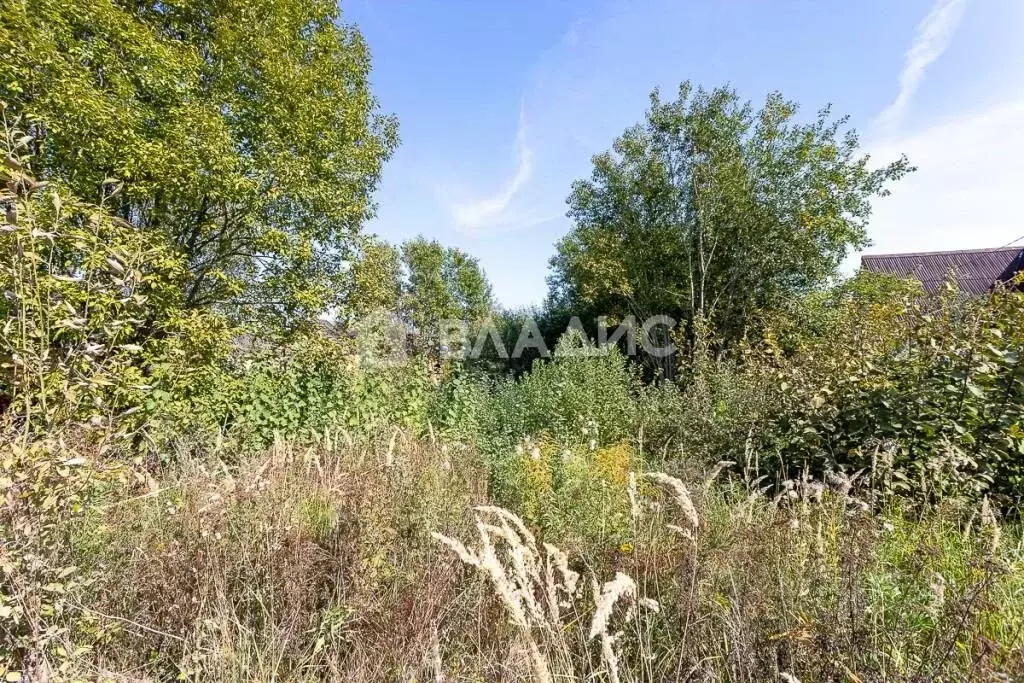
[346,0,1024,309]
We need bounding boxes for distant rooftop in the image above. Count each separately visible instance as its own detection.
[861,247,1024,296]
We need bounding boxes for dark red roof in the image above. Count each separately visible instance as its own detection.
[861,247,1024,296]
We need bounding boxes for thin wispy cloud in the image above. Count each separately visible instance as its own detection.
[448,109,537,234]
[876,0,969,130]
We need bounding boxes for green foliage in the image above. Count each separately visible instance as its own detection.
[4,8,1024,674]
[480,331,637,459]
[343,360,432,437]
[549,81,913,349]
[400,236,494,355]
[759,281,1024,502]
[346,236,403,319]
[0,121,434,449]
[633,273,926,465]
[0,0,397,326]
[230,336,352,445]
[777,269,923,341]
[636,348,771,464]
[428,368,494,443]
[228,334,433,447]
[473,331,640,516]
[648,275,1024,503]
[343,235,496,364]
[0,116,228,435]
[469,305,554,376]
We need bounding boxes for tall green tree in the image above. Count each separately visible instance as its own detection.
[347,236,403,318]
[344,236,494,357]
[548,82,912,347]
[0,0,397,327]
[401,237,493,354]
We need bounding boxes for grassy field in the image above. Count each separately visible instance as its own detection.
[4,428,1022,681]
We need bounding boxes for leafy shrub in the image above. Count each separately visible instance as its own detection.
[636,346,773,464]
[758,280,1024,504]
[0,114,229,440]
[479,331,638,460]
[618,273,1024,508]
[225,333,434,448]
[428,367,494,443]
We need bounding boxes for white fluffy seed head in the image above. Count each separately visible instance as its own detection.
[645,472,699,530]
[599,630,621,683]
[432,508,558,683]
[627,471,641,520]
[980,496,1002,553]
[431,532,479,567]
[703,460,735,490]
[476,505,538,554]
[589,572,637,640]
[639,597,660,613]
[544,542,579,596]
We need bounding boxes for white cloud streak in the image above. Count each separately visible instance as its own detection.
[876,0,969,130]
[449,109,536,234]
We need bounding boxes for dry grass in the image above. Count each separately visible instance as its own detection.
[3,432,1024,682]
[54,434,503,681]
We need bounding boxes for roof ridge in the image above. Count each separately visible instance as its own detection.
[861,246,1023,260]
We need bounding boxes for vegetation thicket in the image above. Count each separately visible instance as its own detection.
[1,2,1022,680]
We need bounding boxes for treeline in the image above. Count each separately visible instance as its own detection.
[2,0,1023,505]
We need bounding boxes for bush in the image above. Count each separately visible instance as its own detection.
[636,346,773,465]
[428,367,494,444]
[480,331,638,457]
[758,279,1024,504]
[224,334,434,448]
[0,113,228,442]
[632,274,1024,506]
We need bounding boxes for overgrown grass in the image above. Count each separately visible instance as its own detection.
[4,428,1022,681]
